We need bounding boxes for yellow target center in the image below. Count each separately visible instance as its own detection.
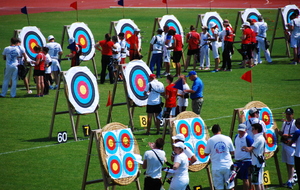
[112,163,119,171]
[123,137,129,146]
[80,37,86,46]
[108,139,114,147]
[200,147,204,155]
[31,42,37,50]
[137,78,144,87]
[79,85,87,95]
[127,34,132,39]
[267,136,273,144]
[263,115,269,123]
[195,125,200,133]
[181,127,187,135]
[128,160,133,169]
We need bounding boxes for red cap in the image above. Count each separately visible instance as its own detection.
[149,74,156,79]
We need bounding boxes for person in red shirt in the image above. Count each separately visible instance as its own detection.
[221,19,235,71]
[127,28,141,61]
[171,30,183,77]
[66,37,82,67]
[240,22,253,68]
[185,25,200,71]
[164,74,178,127]
[32,45,46,97]
[95,33,116,84]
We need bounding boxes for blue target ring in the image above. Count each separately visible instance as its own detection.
[70,72,95,108]
[123,153,138,176]
[265,129,277,152]
[73,27,92,56]
[259,107,273,129]
[129,65,149,100]
[207,16,223,35]
[195,141,209,163]
[191,117,205,140]
[176,120,191,141]
[286,9,295,26]
[165,19,182,36]
[121,23,135,49]
[247,13,259,22]
[119,129,134,152]
[107,155,123,179]
[103,131,119,155]
[24,31,44,60]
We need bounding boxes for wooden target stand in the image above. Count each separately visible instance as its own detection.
[61,25,98,78]
[170,111,215,190]
[82,123,141,190]
[147,17,186,68]
[48,71,101,141]
[269,8,291,57]
[229,101,283,186]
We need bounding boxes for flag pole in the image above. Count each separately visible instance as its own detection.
[122,6,125,18]
[26,14,30,25]
[166,1,169,14]
[250,76,253,101]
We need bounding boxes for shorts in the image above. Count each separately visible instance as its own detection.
[163,49,171,63]
[50,59,61,72]
[146,104,162,114]
[281,143,295,165]
[163,107,176,118]
[241,44,252,60]
[235,161,252,180]
[251,165,264,185]
[173,51,182,63]
[212,167,234,190]
[33,70,45,76]
[290,36,300,48]
[211,42,220,59]
[144,177,162,190]
[187,49,199,56]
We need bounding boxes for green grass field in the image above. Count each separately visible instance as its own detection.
[0,8,299,190]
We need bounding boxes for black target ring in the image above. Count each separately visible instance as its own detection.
[73,27,92,56]
[128,65,149,101]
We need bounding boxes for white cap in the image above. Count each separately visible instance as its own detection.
[48,35,55,41]
[134,28,140,32]
[173,142,185,150]
[209,22,216,28]
[172,133,185,142]
[238,123,247,131]
[242,21,250,27]
[68,37,75,44]
[249,107,258,115]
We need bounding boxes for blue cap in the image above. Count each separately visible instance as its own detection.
[186,70,197,77]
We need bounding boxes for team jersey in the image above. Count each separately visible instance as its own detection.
[99,40,114,56]
[242,28,252,44]
[34,52,46,71]
[165,83,178,108]
[224,26,234,42]
[2,46,19,67]
[174,34,183,51]
[46,42,62,59]
[186,31,200,50]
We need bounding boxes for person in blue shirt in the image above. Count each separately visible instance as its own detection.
[184,71,204,115]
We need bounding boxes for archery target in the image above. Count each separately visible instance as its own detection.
[159,15,184,42]
[65,66,99,114]
[265,129,277,152]
[68,22,95,60]
[103,131,119,155]
[107,155,123,179]
[195,141,209,163]
[259,107,273,129]
[282,5,299,30]
[124,60,151,106]
[115,19,141,51]
[202,12,224,36]
[241,8,262,23]
[119,129,134,152]
[175,119,191,141]
[18,26,46,62]
[123,153,138,176]
[191,117,205,140]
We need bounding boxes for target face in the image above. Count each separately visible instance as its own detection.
[123,153,138,176]
[124,60,151,106]
[119,129,134,152]
[103,131,119,155]
[195,141,209,163]
[18,26,46,62]
[159,15,184,42]
[68,22,95,60]
[175,119,191,141]
[265,129,277,152]
[107,155,123,179]
[282,5,299,30]
[191,117,205,140]
[115,19,141,51]
[241,8,262,23]
[65,67,99,114]
[259,107,273,129]
[202,12,224,35]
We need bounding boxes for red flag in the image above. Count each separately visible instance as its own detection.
[70,1,77,10]
[241,70,252,83]
[106,91,112,107]
[162,0,167,3]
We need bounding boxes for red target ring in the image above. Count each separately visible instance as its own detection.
[125,156,135,172]
[266,133,274,148]
[121,133,131,149]
[106,135,116,151]
[77,81,89,99]
[134,74,146,92]
[197,144,206,159]
[78,34,88,49]
[262,112,271,126]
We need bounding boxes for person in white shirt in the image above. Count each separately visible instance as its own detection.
[256,16,272,64]
[208,22,221,73]
[243,107,266,139]
[287,9,300,65]
[199,26,211,70]
[204,124,235,190]
[143,138,166,190]
[117,32,127,64]
[176,75,190,114]
[149,28,164,78]
[43,47,52,95]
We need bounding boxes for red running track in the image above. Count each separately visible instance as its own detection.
[0,0,299,16]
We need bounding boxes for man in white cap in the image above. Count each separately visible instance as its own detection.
[171,133,197,165]
[46,35,63,89]
[243,107,266,139]
[207,22,220,73]
[128,28,141,61]
[234,123,254,190]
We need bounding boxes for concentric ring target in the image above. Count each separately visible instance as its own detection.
[103,131,119,155]
[68,22,95,60]
[265,129,277,152]
[175,119,191,141]
[241,8,262,23]
[202,12,224,35]
[123,153,138,176]
[195,141,209,163]
[282,5,299,29]
[107,155,123,179]
[191,117,206,140]
[259,107,273,129]
[65,67,99,114]
[124,60,151,106]
[119,129,134,152]
[159,15,184,42]
[115,19,141,51]
[18,26,46,62]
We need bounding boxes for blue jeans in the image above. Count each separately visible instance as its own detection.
[149,53,163,77]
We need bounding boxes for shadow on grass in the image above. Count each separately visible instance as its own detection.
[25,136,77,142]
[282,79,300,81]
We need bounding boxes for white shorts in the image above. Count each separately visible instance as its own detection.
[212,167,234,190]
[164,107,176,116]
[51,59,61,72]
[281,143,295,165]
[163,50,171,63]
[290,36,300,48]
[211,42,220,59]
[177,96,188,107]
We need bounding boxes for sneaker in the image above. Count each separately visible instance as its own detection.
[225,69,232,72]
[204,67,210,70]
[211,69,218,73]
[198,67,203,70]
[290,62,297,65]
[53,85,58,89]
[49,86,54,90]
[183,70,187,72]
[34,94,40,97]
[164,72,170,76]
[27,90,32,94]
[287,181,293,189]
